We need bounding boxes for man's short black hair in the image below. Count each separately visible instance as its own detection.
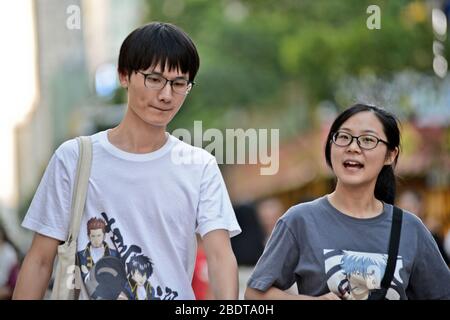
[118,22,200,82]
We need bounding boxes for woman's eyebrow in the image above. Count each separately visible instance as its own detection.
[339,127,380,135]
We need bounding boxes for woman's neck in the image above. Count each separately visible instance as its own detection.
[328,184,383,219]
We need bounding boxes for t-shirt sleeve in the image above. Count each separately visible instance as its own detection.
[21,142,76,242]
[247,219,299,292]
[196,156,241,238]
[407,222,450,299]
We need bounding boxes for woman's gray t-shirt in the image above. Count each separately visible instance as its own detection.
[247,196,450,300]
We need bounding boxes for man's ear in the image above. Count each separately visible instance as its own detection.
[118,71,129,88]
[185,83,192,94]
[384,147,399,165]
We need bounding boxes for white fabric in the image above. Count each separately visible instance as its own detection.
[90,246,105,264]
[0,243,17,286]
[23,130,241,300]
[136,285,147,300]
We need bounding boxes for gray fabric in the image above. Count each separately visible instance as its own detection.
[247,196,450,300]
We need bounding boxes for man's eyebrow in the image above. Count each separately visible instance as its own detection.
[148,70,188,80]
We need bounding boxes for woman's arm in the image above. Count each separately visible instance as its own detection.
[245,286,340,300]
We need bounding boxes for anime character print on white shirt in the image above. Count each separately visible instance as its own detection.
[77,213,178,300]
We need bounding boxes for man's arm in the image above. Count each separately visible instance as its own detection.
[13,233,60,299]
[202,229,238,299]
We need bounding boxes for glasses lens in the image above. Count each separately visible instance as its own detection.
[143,73,190,94]
[172,79,189,94]
[333,132,351,146]
[358,135,378,149]
[145,74,165,89]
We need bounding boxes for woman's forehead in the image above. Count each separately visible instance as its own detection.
[339,112,384,135]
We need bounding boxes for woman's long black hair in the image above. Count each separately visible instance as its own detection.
[324,104,401,204]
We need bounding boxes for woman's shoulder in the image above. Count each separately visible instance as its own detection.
[281,197,326,223]
[392,205,430,236]
[402,209,426,230]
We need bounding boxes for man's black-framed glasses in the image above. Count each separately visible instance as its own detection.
[137,71,194,95]
[331,131,389,150]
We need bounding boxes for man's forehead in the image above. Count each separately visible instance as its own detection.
[145,63,188,77]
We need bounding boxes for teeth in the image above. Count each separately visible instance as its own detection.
[344,160,363,167]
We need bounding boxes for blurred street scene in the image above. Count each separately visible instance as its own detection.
[0,0,449,299]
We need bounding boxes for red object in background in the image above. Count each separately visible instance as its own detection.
[8,263,19,289]
[191,248,210,300]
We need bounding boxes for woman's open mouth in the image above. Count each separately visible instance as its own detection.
[343,160,364,170]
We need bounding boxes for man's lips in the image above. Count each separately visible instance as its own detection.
[148,105,173,112]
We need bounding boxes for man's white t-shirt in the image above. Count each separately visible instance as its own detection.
[22,130,241,300]
[90,246,105,264]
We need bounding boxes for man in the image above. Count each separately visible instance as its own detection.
[397,190,449,265]
[119,254,157,300]
[77,217,119,281]
[13,22,241,300]
[0,224,20,300]
[256,198,284,244]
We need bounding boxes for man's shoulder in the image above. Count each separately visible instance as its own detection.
[45,137,80,171]
[55,132,101,161]
[169,135,216,165]
[54,137,79,158]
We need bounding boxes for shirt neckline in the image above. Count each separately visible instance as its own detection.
[97,130,175,162]
[320,195,390,225]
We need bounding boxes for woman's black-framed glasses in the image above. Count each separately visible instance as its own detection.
[331,131,389,150]
[137,71,194,95]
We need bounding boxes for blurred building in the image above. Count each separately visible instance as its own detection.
[0,0,41,249]
[223,122,332,207]
[16,0,89,238]
[0,0,145,250]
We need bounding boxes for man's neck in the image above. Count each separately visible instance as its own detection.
[107,112,168,154]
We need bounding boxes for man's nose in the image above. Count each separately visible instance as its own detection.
[158,81,173,101]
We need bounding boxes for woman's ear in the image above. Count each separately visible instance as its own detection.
[384,147,399,165]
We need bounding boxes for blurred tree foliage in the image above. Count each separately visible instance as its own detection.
[134,0,435,132]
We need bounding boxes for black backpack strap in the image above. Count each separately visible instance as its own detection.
[368,206,403,300]
[381,206,403,289]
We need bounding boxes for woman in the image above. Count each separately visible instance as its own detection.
[245,104,450,300]
[0,224,20,299]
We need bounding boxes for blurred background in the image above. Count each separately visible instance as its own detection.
[0,0,449,299]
